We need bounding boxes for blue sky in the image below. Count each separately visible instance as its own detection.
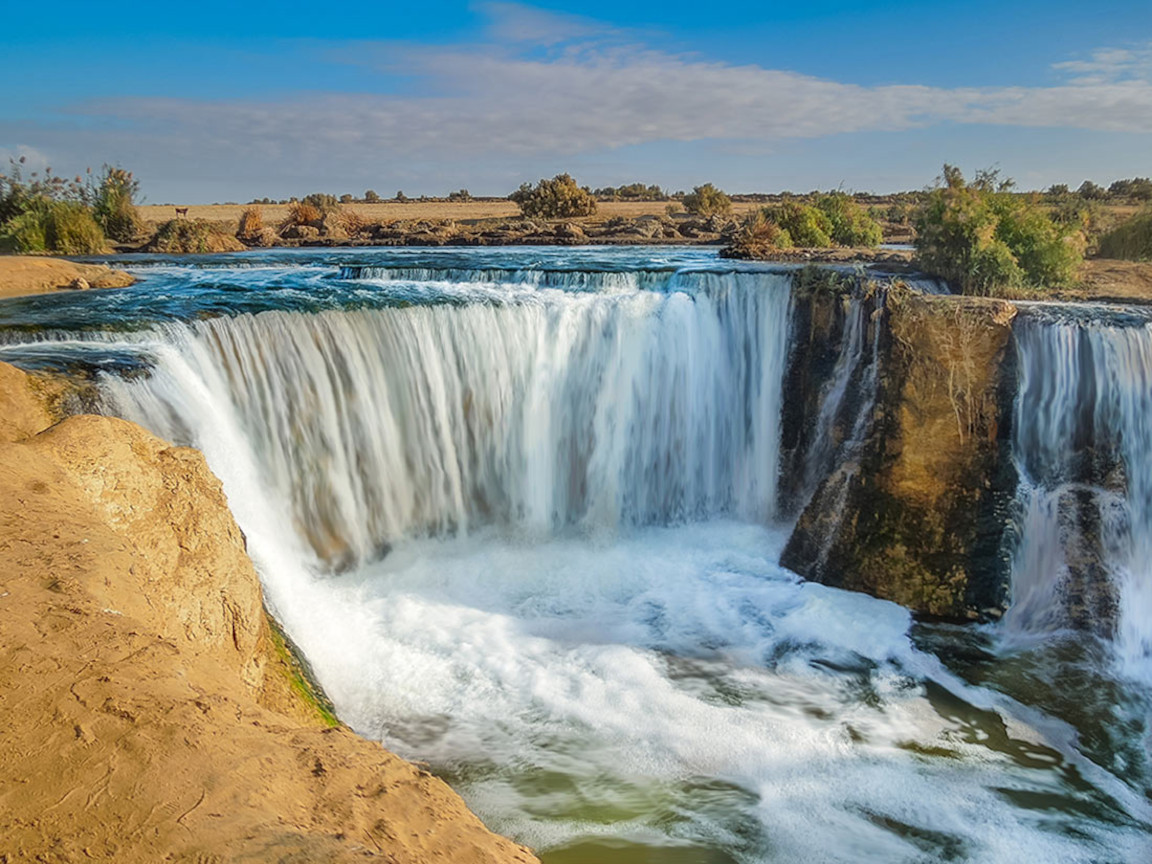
[2,1,1150,202]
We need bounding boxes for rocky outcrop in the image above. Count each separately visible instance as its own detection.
[0,255,135,299]
[0,362,537,864]
[782,284,1019,620]
[144,219,246,253]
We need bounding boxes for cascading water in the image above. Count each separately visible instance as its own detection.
[101,271,791,569]
[1,248,1149,863]
[1008,307,1152,681]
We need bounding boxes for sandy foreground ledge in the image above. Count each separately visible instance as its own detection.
[0,255,135,299]
[0,361,537,863]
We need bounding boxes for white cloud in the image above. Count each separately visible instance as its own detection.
[6,6,1150,197]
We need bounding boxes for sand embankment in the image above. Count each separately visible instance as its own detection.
[0,256,135,299]
[0,361,537,863]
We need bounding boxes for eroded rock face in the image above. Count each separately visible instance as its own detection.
[782,289,1020,620]
[0,362,538,864]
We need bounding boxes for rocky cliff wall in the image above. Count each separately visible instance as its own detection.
[781,279,1020,621]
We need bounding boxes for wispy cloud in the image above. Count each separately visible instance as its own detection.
[6,4,1150,197]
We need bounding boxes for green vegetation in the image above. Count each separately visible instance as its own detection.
[299,192,339,215]
[266,614,339,728]
[763,201,832,247]
[510,173,597,219]
[0,157,110,253]
[815,192,883,246]
[592,182,667,200]
[681,183,732,216]
[148,219,243,253]
[914,165,1083,296]
[1098,209,1152,261]
[363,189,381,203]
[89,166,142,242]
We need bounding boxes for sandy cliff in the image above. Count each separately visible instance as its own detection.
[0,361,537,863]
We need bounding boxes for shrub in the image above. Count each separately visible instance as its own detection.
[510,174,597,219]
[237,206,265,242]
[0,199,106,254]
[336,208,369,237]
[0,207,49,253]
[364,190,381,203]
[814,191,882,247]
[681,183,731,216]
[447,189,472,201]
[88,165,141,242]
[148,219,245,253]
[300,193,339,215]
[339,194,354,204]
[914,165,1083,295]
[281,202,322,228]
[761,201,833,247]
[720,212,793,259]
[1097,210,1152,261]
[45,201,107,254]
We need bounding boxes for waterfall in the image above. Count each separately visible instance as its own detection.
[100,272,794,570]
[1008,309,1152,680]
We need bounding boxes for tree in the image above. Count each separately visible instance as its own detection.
[364,190,381,203]
[681,183,731,216]
[1077,180,1106,200]
[509,174,597,219]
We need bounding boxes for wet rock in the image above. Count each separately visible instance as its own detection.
[782,286,1020,620]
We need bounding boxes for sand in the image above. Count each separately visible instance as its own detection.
[0,256,135,299]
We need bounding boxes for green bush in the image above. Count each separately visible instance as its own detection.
[814,192,882,246]
[46,201,106,254]
[300,193,339,215]
[1097,210,1152,261]
[681,183,731,216]
[762,201,833,247]
[510,174,597,219]
[914,165,1083,295]
[0,199,105,254]
[0,207,49,253]
[364,190,381,203]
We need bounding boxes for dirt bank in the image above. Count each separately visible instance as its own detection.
[0,256,135,299]
[0,361,537,864]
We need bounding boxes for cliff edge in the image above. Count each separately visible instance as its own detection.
[0,361,537,863]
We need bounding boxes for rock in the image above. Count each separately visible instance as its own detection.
[281,224,320,240]
[0,362,539,864]
[554,222,586,240]
[0,256,135,299]
[781,283,1020,620]
[68,276,90,290]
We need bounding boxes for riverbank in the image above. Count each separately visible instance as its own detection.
[0,256,135,299]
[0,361,537,864]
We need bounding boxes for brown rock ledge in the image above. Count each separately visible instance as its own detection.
[0,362,537,864]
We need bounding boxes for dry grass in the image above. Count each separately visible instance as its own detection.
[138,199,764,227]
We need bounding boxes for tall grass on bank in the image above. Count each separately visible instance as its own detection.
[1098,210,1152,262]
